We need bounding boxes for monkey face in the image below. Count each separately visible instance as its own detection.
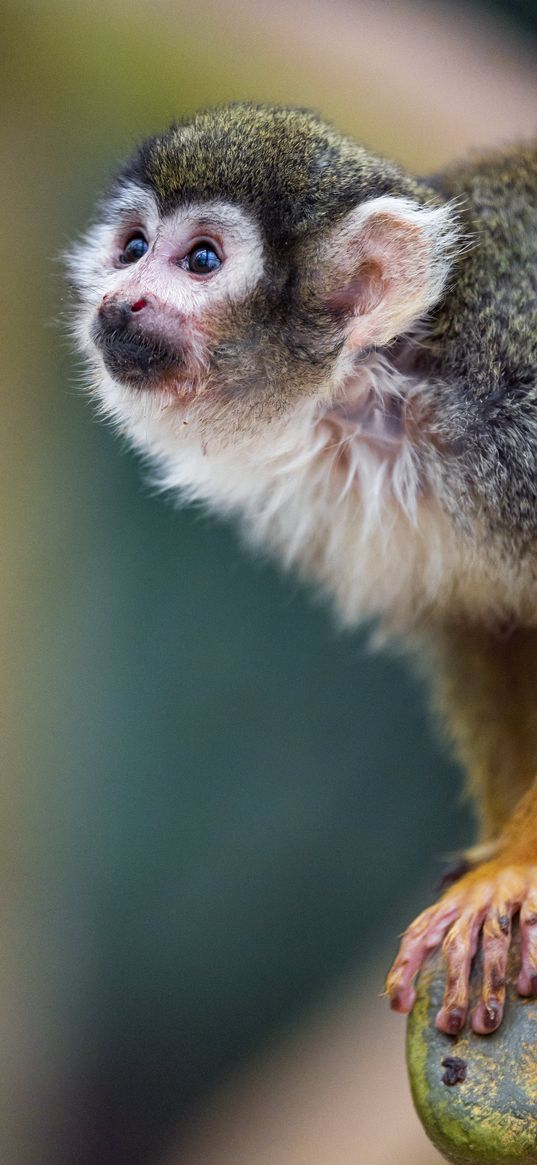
[72,194,344,454]
[71,188,272,403]
[69,104,456,472]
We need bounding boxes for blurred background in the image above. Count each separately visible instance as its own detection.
[2,2,536,1163]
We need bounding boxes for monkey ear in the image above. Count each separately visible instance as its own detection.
[322,195,456,349]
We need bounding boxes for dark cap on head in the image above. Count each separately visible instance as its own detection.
[117,102,417,248]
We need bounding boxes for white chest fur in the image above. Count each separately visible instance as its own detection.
[100,352,468,631]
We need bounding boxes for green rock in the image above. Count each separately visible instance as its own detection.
[406,927,537,1164]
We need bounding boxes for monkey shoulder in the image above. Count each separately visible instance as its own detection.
[422,144,537,394]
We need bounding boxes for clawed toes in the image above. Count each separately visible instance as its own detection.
[434,908,481,1033]
[435,1005,465,1035]
[387,864,537,1034]
[385,899,461,1014]
[469,898,513,1032]
[516,895,537,996]
[388,984,416,1013]
[472,999,503,1033]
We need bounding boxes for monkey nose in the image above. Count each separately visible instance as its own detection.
[98,294,150,327]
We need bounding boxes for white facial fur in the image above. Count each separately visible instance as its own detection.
[69,183,265,389]
[71,184,534,636]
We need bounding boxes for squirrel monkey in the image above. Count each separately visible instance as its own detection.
[69,103,537,1038]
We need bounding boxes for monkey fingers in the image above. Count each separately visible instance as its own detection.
[517,891,537,996]
[435,908,485,1034]
[385,898,462,1013]
[387,863,537,1033]
[471,883,521,1033]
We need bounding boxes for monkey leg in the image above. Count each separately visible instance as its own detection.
[387,624,537,1033]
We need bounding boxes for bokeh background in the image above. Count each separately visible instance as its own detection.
[2,3,536,1163]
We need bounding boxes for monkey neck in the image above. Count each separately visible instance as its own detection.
[321,342,425,456]
[158,342,437,527]
[150,343,530,630]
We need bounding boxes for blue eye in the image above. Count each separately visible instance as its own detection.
[187,244,222,275]
[120,233,148,264]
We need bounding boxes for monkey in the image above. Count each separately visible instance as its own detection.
[68,102,537,1039]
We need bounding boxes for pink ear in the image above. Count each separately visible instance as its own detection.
[327,259,386,318]
[323,196,456,350]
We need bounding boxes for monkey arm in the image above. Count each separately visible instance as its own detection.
[430,625,537,845]
[386,623,537,1035]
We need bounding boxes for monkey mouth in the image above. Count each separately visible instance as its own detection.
[92,322,184,388]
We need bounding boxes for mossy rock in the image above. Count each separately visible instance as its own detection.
[407,926,537,1164]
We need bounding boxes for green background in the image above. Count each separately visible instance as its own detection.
[2,2,534,1162]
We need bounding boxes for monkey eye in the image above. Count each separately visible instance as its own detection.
[119,233,149,264]
[186,243,222,275]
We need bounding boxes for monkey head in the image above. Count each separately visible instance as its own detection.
[69,104,457,458]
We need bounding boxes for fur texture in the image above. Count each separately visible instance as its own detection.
[68,110,537,633]
[70,104,537,1036]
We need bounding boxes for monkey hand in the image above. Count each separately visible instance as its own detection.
[386,857,537,1034]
